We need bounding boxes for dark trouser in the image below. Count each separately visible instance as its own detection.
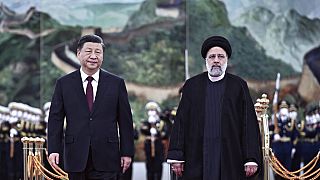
[145,139,164,180]
[273,141,292,180]
[301,141,319,172]
[8,141,23,180]
[146,157,163,180]
[68,148,118,180]
[0,141,9,180]
[291,142,301,171]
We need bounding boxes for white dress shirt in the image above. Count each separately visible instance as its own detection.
[80,68,100,101]
[207,71,225,82]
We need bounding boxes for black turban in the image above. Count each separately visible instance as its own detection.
[201,35,232,59]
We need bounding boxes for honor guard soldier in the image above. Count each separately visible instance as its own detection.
[29,106,43,138]
[26,106,41,138]
[9,102,28,138]
[316,106,320,169]
[8,102,26,180]
[0,105,11,179]
[160,107,176,133]
[289,104,302,171]
[140,101,168,180]
[272,100,295,179]
[37,102,50,139]
[300,106,319,170]
[120,121,139,180]
[159,107,176,158]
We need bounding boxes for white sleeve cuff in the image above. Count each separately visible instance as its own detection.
[244,162,258,166]
[166,159,185,164]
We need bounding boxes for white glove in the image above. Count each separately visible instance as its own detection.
[10,128,18,137]
[150,127,157,135]
[291,148,296,158]
[148,116,157,123]
[274,134,281,141]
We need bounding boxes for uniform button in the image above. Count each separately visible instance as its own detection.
[90,118,93,121]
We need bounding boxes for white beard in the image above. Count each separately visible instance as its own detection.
[206,61,227,77]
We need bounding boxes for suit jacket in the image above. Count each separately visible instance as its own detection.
[167,72,263,180]
[48,69,134,172]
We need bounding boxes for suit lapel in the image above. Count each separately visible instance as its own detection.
[72,70,90,112]
[92,70,112,114]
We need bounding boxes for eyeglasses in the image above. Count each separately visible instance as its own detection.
[206,54,226,62]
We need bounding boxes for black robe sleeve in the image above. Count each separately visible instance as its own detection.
[167,81,191,161]
[241,80,263,173]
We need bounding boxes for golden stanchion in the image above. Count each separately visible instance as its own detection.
[255,94,270,180]
[28,137,35,179]
[21,137,29,180]
[34,137,45,180]
[255,94,320,180]
[268,150,320,180]
[21,137,69,180]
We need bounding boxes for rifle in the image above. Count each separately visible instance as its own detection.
[273,73,281,134]
[150,125,156,158]
[148,116,158,158]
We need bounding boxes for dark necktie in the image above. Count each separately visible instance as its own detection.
[86,76,94,112]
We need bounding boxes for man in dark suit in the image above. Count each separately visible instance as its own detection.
[47,34,134,180]
[167,36,263,179]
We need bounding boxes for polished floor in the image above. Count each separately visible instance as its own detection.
[132,162,170,180]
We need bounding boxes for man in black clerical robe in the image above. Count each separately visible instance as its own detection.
[167,36,263,180]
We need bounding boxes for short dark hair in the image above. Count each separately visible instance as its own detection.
[77,34,105,51]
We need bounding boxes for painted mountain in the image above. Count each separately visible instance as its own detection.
[185,0,298,80]
[233,7,320,72]
[1,0,319,111]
